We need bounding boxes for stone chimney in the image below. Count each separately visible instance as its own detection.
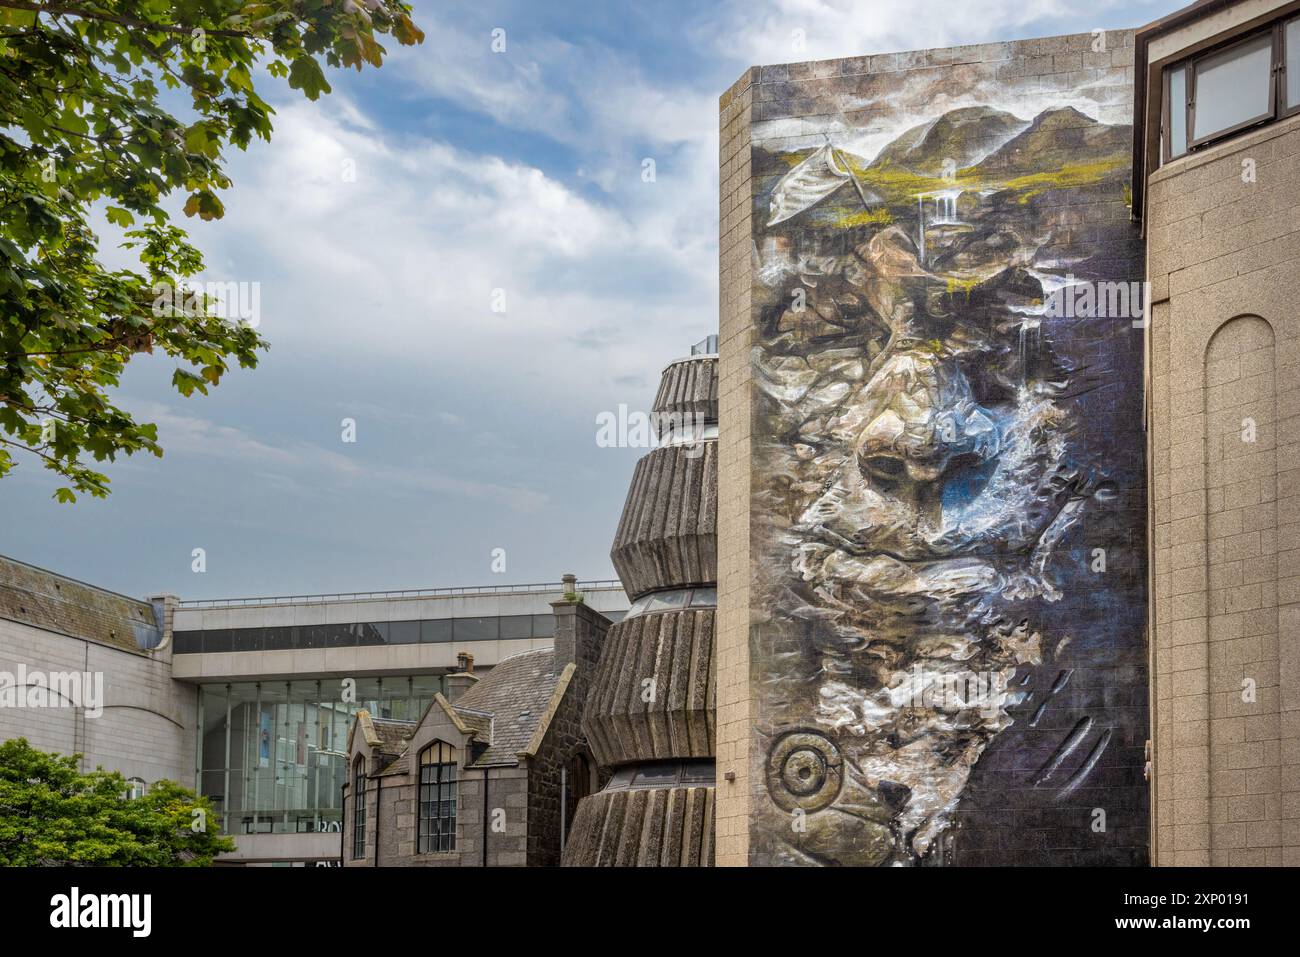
[444,656,478,704]
[551,578,609,674]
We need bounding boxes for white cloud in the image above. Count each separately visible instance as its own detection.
[698,0,1126,65]
[123,398,548,513]
[185,91,714,412]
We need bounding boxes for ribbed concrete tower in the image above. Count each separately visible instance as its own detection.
[563,343,718,866]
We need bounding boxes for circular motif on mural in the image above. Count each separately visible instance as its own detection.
[766,730,842,812]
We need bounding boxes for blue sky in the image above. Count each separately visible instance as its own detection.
[0,0,1179,600]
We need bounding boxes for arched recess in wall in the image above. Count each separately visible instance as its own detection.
[1202,314,1278,866]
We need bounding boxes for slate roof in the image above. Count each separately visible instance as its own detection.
[456,648,560,768]
[0,554,160,654]
[370,716,417,774]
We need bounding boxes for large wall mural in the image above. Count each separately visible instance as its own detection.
[749,47,1148,865]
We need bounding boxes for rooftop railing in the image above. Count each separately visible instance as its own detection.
[177,579,625,609]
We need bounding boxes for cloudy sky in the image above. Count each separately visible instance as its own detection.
[1,0,1177,600]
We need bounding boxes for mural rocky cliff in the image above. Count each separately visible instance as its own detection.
[749,46,1148,866]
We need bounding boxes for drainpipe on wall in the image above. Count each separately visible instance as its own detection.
[339,783,345,866]
[374,774,382,867]
[560,765,567,851]
[482,768,490,868]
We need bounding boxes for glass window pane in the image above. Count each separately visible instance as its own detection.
[264,626,295,650]
[453,617,498,641]
[531,614,555,638]
[388,620,419,644]
[296,624,328,649]
[231,627,263,652]
[499,615,533,639]
[1288,19,1300,108]
[173,631,202,654]
[645,590,689,613]
[1193,33,1273,142]
[325,623,357,648]
[690,587,718,607]
[412,675,442,700]
[1168,64,1187,159]
[631,762,679,787]
[202,629,231,653]
[420,619,452,643]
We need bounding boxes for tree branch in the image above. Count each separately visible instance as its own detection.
[0,3,256,38]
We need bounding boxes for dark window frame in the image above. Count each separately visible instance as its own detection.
[1163,14,1300,163]
[351,757,366,860]
[416,741,457,854]
[1283,16,1300,119]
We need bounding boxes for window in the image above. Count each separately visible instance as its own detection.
[420,619,453,643]
[1164,16,1300,162]
[1191,32,1273,144]
[386,620,418,644]
[1288,18,1300,109]
[351,758,366,860]
[417,742,457,853]
[500,615,534,639]
[1168,65,1188,160]
[452,617,498,641]
[125,777,147,800]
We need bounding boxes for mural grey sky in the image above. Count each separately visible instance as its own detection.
[0,0,1177,600]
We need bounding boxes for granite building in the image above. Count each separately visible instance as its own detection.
[0,555,627,865]
[715,0,1299,866]
[563,343,719,866]
[1133,0,1300,867]
[341,586,611,867]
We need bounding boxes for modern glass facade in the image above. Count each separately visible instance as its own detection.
[173,614,567,653]
[197,676,443,835]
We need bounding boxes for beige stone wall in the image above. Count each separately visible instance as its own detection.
[0,616,196,787]
[716,67,754,866]
[1146,113,1300,865]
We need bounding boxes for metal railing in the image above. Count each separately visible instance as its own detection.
[178,579,625,609]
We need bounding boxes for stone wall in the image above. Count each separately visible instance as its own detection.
[527,601,608,866]
[0,618,196,787]
[1146,111,1300,866]
[716,67,756,868]
[720,31,1149,866]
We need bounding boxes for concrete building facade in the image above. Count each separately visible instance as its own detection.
[0,556,627,865]
[1134,0,1300,866]
[563,347,719,866]
[0,556,194,787]
[717,0,1299,867]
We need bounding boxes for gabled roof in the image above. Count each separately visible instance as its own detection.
[349,711,417,774]
[347,648,573,775]
[456,648,564,767]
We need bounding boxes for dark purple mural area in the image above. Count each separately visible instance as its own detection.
[749,67,1148,866]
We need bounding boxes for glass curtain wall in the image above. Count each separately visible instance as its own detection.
[197,675,444,835]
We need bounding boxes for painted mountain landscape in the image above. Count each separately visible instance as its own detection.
[748,96,1148,866]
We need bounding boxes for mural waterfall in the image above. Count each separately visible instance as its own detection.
[750,69,1148,865]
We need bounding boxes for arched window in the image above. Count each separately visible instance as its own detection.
[125,777,147,800]
[351,757,366,860]
[417,741,457,853]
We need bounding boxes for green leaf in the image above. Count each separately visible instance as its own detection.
[0,0,420,501]
[287,55,331,101]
